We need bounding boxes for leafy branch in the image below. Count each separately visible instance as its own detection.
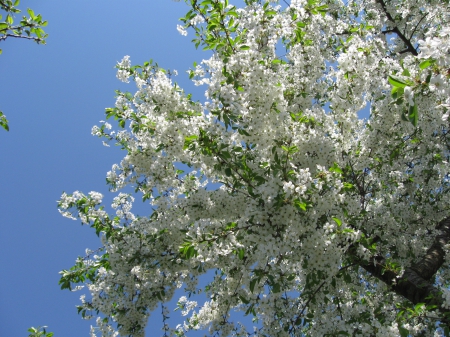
[27,326,53,337]
[0,0,48,53]
[0,0,48,131]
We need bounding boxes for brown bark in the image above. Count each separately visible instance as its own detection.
[353,217,450,324]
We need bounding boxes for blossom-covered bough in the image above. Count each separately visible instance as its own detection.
[58,0,450,335]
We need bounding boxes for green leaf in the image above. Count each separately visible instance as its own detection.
[237,128,250,136]
[183,134,198,150]
[238,248,245,260]
[408,102,418,127]
[0,111,9,131]
[244,304,255,316]
[343,182,353,191]
[391,86,404,99]
[388,75,408,88]
[419,59,434,70]
[27,8,35,19]
[331,277,336,287]
[225,222,237,230]
[399,326,409,337]
[332,217,342,227]
[240,45,250,50]
[316,4,328,17]
[186,245,197,259]
[221,150,231,159]
[329,162,343,174]
[225,167,232,176]
[401,68,411,76]
[239,295,249,304]
[294,199,307,211]
[265,10,277,16]
[343,272,351,283]
[390,147,400,165]
[249,278,258,293]
[272,282,281,293]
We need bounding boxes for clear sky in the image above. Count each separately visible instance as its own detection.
[0,1,212,336]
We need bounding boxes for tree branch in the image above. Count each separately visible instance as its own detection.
[351,217,450,324]
[376,0,419,56]
[0,33,43,42]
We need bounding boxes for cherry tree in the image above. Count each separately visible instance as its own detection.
[58,0,450,335]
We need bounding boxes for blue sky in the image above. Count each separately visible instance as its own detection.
[0,1,211,336]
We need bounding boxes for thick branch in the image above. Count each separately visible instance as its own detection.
[412,218,450,279]
[353,217,450,323]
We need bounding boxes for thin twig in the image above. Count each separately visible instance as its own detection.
[376,0,418,56]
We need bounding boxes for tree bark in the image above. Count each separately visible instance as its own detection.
[353,217,450,323]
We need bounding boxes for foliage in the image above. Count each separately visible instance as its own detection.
[0,0,48,131]
[0,110,8,131]
[27,326,54,337]
[59,0,450,336]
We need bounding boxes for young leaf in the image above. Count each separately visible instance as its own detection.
[332,217,342,227]
[408,102,418,127]
[388,75,408,88]
[419,59,434,70]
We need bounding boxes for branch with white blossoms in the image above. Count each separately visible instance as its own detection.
[59,0,450,336]
[388,27,450,126]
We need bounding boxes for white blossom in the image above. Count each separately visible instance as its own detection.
[176,24,187,36]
